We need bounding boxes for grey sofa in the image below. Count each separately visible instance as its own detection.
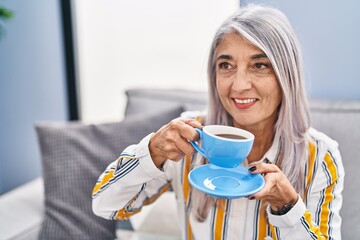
[0,88,359,239]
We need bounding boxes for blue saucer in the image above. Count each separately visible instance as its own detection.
[188,164,265,199]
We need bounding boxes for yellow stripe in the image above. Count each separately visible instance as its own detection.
[270,225,277,240]
[114,205,141,220]
[143,182,171,205]
[113,194,140,220]
[186,220,193,240]
[324,152,338,184]
[119,155,137,160]
[114,182,171,220]
[301,151,338,239]
[183,155,193,240]
[257,201,268,240]
[92,169,115,195]
[319,152,338,237]
[143,182,171,206]
[303,210,325,238]
[183,155,192,205]
[213,199,227,240]
[93,156,137,196]
[319,183,335,238]
[304,142,317,199]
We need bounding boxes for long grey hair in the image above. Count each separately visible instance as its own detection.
[191,4,310,221]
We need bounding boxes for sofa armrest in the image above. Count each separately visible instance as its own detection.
[0,178,44,240]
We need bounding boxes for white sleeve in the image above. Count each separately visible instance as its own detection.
[92,133,174,220]
[267,140,344,239]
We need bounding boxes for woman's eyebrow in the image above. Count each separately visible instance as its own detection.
[217,53,267,61]
[251,53,268,59]
[217,54,232,60]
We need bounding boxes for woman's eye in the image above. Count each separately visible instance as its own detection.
[254,62,268,69]
[252,62,273,74]
[218,62,232,70]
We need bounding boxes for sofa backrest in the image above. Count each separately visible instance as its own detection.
[310,99,360,239]
[124,88,208,118]
[125,88,360,238]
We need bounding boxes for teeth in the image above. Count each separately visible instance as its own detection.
[234,98,257,104]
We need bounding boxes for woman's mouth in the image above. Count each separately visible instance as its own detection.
[233,98,258,109]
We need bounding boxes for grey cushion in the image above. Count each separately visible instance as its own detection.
[35,106,183,240]
[310,99,360,239]
[124,88,208,118]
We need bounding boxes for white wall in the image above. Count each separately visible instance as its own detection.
[74,0,239,123]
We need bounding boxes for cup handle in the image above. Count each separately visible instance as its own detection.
[189,128,206,157]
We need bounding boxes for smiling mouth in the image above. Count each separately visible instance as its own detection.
[234,98,258,104]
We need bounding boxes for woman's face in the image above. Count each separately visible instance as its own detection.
[215,33,282,131]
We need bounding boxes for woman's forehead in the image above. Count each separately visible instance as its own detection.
[215,33,266,59]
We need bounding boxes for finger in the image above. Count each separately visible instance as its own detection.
[263,158,271,164]
[247,158,272,171]
[250,171,282,201]
[175,120,201,141]
[248,162,280,174]
[160,134,187,160]
[162,129,194,156]
[246,195,256,200]
[181,118,203,129]
[167,149,186,161]
[251,176,275,199]
[174,139,196,156]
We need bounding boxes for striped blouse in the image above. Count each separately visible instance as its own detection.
[92,125,344,240]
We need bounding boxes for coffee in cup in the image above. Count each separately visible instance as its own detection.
[190,125,254,168]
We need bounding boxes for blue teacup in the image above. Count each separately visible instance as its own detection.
[190,125,254,168]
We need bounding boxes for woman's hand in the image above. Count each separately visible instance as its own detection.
[248,161,298,211]
[149,118,203,168]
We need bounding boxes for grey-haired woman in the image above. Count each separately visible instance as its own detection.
[93,5,344,239]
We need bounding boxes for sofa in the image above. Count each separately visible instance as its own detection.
[0,88,359,240]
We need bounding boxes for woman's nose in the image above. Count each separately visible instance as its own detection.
[231,70,252,91]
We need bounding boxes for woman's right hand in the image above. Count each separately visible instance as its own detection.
[149,118,203,168]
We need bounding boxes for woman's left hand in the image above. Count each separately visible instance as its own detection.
[248,161,298,211]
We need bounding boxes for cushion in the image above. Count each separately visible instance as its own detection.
[116,191,181,238]
[35,106,184,240]
[310,99,360,239]
[124,88,208,118]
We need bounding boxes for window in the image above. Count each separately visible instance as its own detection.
[74,0,238,122]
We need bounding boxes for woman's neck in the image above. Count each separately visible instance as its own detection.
[244,125,275,164]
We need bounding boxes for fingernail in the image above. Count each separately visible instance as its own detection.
[263,158,270,164]
[248,166,257,172]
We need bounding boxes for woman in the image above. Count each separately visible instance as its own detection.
[92,5,344,239]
